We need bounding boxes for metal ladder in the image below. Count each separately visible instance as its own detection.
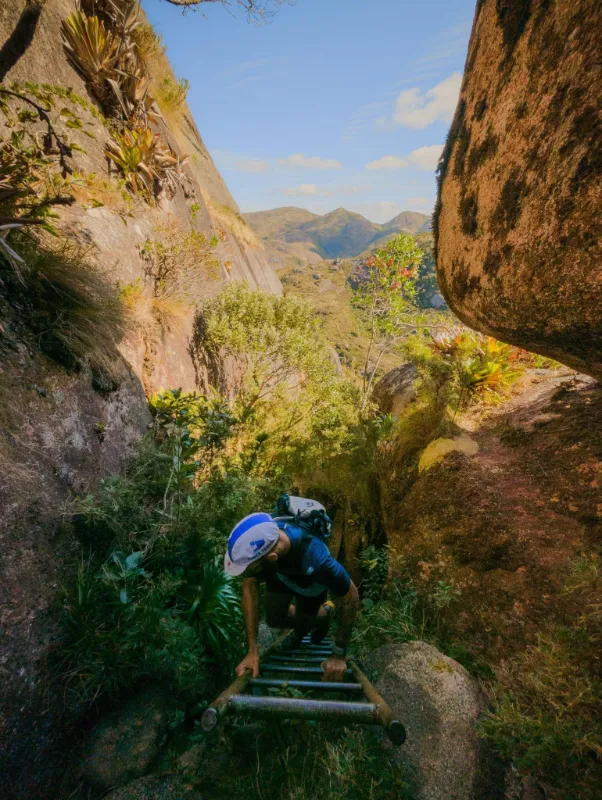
[201,634,406,746]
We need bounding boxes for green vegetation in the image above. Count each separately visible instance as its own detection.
[173,722,411,799]
[156,75,190,112]
[480,554,602,800]
[353,233,428,404]
[60,1,188,203]
[139,220,220,301]
[414,232,441,308]
[60,389,258,702]
[195,282,359,455]
[50,265,586,798]
[105,127,185,201]
[59,286,361,705]
[0,82,98,269]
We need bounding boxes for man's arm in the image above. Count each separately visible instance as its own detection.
[334,579,359,648]
[322,580,359,682]
[235,577,260,677]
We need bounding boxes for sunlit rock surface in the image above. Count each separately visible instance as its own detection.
[435,0,601,379]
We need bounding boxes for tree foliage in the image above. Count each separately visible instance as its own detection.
[352,233,426,404]
[199,282,336,412]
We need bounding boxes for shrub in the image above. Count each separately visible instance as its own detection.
[139,220,220,302]
[358,545,389,603]
[156,75,189,112]
[59,390,269,703]
[197,282,337,414]
[194,282,362,483]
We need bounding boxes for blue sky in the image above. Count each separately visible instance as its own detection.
[142,0,475,222]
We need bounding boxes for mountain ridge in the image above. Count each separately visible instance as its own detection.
[245,206,431,261]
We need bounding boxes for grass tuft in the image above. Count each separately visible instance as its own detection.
[1,233,127,380]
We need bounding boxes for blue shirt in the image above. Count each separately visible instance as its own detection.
[274,522,351,598]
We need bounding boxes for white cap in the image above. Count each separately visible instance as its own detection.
[223,513,280,576]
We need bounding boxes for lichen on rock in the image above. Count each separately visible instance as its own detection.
[435,0,602,379]
[363,641,505,800]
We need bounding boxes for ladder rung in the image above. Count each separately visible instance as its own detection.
[302,637,333,643]
[284,649,332,656]
[261,664,353,677]
[268,655,326,663]
[250,678,362,691]
[229,694,377,723]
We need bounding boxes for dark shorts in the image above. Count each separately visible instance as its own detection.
[265,574,327,615]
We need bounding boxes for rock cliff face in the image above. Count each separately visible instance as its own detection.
[435,0,601,379]
[0,2,280,794]
[1,0,280,394]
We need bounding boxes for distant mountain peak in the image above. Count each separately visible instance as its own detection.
[244,206,431,260]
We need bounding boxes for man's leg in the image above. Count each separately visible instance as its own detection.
[293,593,330,641]
[265,589,294,629]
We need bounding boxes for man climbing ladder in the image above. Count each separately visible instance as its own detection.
[223,497,359,682]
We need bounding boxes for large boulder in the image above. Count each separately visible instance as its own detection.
[81,687,175,791]
[363,641,504,800]
[435,0,602,379]
[372,363,419,416]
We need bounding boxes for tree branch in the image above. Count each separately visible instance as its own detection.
[160,0,290,25]
[0,88,73,176]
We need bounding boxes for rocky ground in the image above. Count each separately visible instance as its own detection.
[384,367,601,665]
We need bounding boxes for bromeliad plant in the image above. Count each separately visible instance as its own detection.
[61,3,187,202]
[430,329,523,401]
[105,127,186,200]
[104,126,159,197]
[61,11,122,105]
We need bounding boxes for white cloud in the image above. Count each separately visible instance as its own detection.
[392,72,462,129]
[281,184,368,199]
[365,145,444,172]
[340,101,389,143]
[281,153,343,170]
[407,144,444,170]
[349,201,404,224]
[285,184,320,196]
[366,155,408,171]
[407,195,435,212]
[234,157,270,174]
